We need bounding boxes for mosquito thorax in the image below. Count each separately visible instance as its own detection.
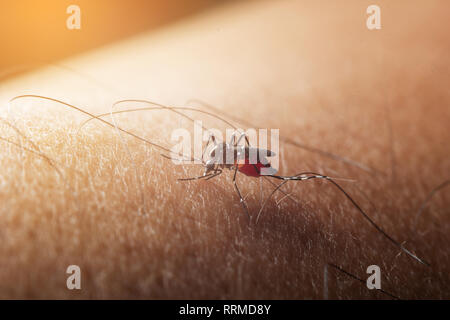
[208,142,236,165]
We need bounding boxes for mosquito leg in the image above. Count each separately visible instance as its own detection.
[233,130,264,222]
[178,173,215,181]
[262,172,430,266]
[232,131,298,205]
[234,131,247,147]
[202,134,212,164]
[229,131,237,146]
[202,132,217,164]
[232,164,250,222]
[263,176,298,204]
[256,179,289,224]
[205,168,223,180]
[161,153,195,163]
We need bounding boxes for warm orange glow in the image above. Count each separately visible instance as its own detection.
[0,0,448,299]
[0,0,222,80]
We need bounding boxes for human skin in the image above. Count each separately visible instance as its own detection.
[0,0,448,299]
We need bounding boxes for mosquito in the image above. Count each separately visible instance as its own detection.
[10,95,430,267]
[163,130,278,219]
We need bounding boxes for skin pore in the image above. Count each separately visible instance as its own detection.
[0,0,448,299]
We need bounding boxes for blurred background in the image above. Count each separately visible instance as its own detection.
[0,0,229,81]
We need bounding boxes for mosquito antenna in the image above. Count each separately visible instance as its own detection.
[327,263,400,300]
[187,99,382,175]
[261,172,430,266]
[9,95,197,162]
[414,179,450,229]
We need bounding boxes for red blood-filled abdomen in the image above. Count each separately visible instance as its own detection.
[237,160,271,177]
